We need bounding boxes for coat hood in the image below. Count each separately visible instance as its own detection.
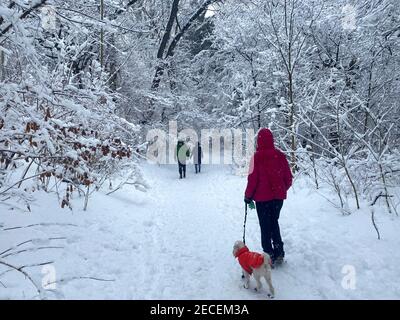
[257,128,274,150]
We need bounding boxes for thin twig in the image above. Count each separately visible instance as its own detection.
[0,237,66,256]
[46,276,115,286]
[1,246,64,259]
[3,223,78,231]
[0,261,54,277]
[314,189,352,215]
[370,192,393,206]
[0,260,42,296]
[0,170,55,196]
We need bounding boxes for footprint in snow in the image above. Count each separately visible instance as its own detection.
[143,221,154,227]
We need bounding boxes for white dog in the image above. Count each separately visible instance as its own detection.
[232,240,275,298]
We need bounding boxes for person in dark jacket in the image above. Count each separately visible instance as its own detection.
[244,128,292,264]
[192,142,203,173]
[175,140,190,179]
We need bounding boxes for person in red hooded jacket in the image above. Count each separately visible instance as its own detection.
[244,128,292,264]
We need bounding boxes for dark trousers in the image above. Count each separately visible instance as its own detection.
[178,163,186,178]
[195,164,201,173]
[256,200,284,259]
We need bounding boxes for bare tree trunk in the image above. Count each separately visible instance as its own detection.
[311,152,319,189]
[379,163,392,214]
[0,49,4,81]
[145,0,213,125]
[342,161,360,210]
[251,63,261,129]
[336,92,360,210]
[363,62,374,133]
[108,33,118,91]
[99,0,105,67]
[83,185,90,211]
[151,0,181,90]
[257,104,261,129]
[288,72,296,170]
[151,0,214,89]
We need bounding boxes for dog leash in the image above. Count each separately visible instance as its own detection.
[241,203,248,279]
[243,203,248,244]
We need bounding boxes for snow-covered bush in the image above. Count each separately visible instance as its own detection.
[0,0,142,211]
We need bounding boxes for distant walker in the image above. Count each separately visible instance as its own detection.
[192,142,203,174]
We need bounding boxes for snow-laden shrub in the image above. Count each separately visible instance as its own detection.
[351,150,400,215]
[0,1,143,211]
[0,76,141,210]
[298,150,400,215]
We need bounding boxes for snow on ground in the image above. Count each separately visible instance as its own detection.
[1,163,400,299]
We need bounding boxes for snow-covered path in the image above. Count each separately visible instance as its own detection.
[2,163,400,299]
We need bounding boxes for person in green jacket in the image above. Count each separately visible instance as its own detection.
[175,139,190,179]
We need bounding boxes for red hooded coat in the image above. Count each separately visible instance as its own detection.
[235,246,265,274]
[245,128,292,202]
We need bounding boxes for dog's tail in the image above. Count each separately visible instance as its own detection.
[263,252,273,268]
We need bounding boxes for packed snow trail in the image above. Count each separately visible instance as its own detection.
[1,163,400,299]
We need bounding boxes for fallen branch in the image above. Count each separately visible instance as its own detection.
[106,168,148,195]
[0,237,66,256]
[0,260,42,297]
[3,223,78,231]
[0,261,54,278]
[46,276,115,286]
[371,209,381,240]
[1,246,64,259]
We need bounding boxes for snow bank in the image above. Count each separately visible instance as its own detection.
[1,163,399,299]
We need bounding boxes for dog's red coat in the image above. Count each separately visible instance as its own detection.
[234,246,265,275]
[245,128,292,202]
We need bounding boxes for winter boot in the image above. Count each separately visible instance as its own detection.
[272,243,285,266]
[274,256,284,266]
